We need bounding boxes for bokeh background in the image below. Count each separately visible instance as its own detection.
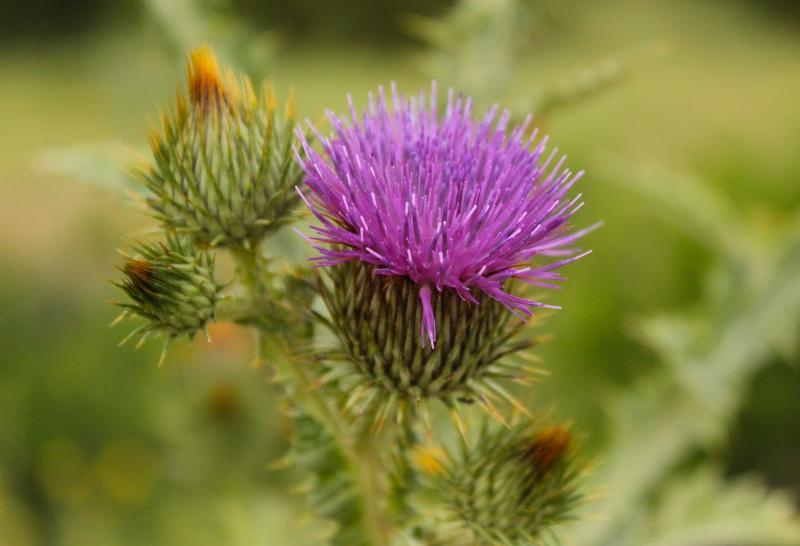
[2,0,799,544]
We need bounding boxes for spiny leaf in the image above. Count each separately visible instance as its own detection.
[595,159,758,266]
[524,41,670,119]
[636,467,800,546]
[571,184,800,546]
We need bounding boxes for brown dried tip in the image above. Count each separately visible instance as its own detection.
[188,45,227,110]
[526,426,572,474]
[123,258,155,292]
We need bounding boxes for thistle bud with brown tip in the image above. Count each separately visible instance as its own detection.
[418,421,585,545]
[114,234,223,360]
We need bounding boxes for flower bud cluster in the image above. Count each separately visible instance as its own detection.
[115,45,305,360]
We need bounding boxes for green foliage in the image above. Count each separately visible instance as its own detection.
[288,410,363,546]
[0,267,309,546]
[409,0,665,119]
[407,0,523,100]
[566,161,800,546]
[35,140,146,198]
[521,42,670,119]
[406,2,800,544]
[16,1,799,545]
[632,467,800,546]
[143,0,282,75]
[597,160,760,266]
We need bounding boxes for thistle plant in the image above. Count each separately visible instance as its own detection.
[113,45,596,546]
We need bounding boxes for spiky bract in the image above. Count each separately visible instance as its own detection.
[424,421,584,545]
[141,45,303,248]
[319,261,534,419]
[114,234,222,349]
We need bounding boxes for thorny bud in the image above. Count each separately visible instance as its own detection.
[140,44,304,249]
[423,421,584,545]
[113,234,223,363]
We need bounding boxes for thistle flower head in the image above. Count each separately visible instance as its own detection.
[422,421,585,545]
[113,234,223,361]
[299,83,594,348]
[141,45,303,249]
[298,84,593,419]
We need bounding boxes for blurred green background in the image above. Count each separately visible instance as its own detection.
[1,0,799,544]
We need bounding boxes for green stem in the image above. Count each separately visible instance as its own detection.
[351,424,393,546]
[213,295,253,323]
[232,245,392,546]
[230,245,264,305]
[262,334,351,448]
[261,333,393,546]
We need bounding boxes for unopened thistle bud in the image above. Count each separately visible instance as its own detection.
[141,45,303,248]
[423,422,584,545]
[113,234,223,361]
[298,83,596,420]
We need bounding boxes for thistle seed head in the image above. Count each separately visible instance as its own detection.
[141,45,303,249]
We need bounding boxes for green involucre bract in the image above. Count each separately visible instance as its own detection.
[318,261,539,424]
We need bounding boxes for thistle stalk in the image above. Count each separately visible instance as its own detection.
[233,247,392,546]
[230,246,266,309]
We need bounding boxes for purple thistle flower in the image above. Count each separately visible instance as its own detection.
[298,83,595,348]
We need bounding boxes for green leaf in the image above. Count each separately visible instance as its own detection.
[636,467,800,546]
[289,410,364,546]
[522,42,670,119]
[142,0,282,77]
[571,178,800,546]
[35,141,146,198]
[405,0,522,100]
[595,160,759,266]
